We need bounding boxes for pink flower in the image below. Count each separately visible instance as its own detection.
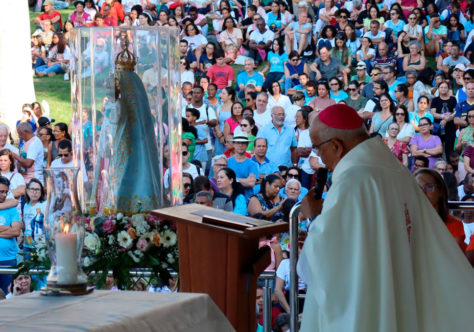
[136,237,149,252]
[103,219,116,234]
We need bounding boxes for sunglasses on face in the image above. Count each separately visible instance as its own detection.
[184,183,191,189]
[58,153,70,157]
[286,173,299,178]
[240,124,249,127]
[348,88,357,91]
[182,151,189,156]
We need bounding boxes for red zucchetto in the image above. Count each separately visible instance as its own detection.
[318,104,364,130]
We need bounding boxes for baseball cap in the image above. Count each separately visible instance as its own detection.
[38,117,55,127]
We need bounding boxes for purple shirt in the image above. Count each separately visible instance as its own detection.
[410,134,442,169]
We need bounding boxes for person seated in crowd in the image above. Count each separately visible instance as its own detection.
[392,105,416,144]
[248,18,274,65]
[284,51,309,94]
[35,32,70,78]
[100,0,124,25]
[179,40,198,70]
[310,46,345,81]
[248,174,285,221]
[14,123,44,185]
[33,0,63,32]
[356,37,376,73]
[350,61,370,84]
[206,51,235,90]
[183,23,208,63]
[364,20,385,47]
[252,137,279,183]
[345,80,367,115]
[194,175,233,211]
[415,168,466,251]
[442,41,470,74]
[384,122,409,167]
[219,17,243,64]
[381,66,401,99]
[187,6,209,36]
[70,1,93,27]
[284,10,312,56]
[410,117,443,169]
[309,81,336,119]
[424,13,447,57]
[194,191,213,206]
[373,42,397,71]
[216,167,247,215]
[237,59,263,98]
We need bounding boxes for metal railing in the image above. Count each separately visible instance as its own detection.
[448,201,474,211]
[289,203,301,332]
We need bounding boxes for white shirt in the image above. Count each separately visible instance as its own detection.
[253,109,272,129]
[21,136,44,183]
[267,94,293,113]
[164,163,201,189]
[284,104,300,127]
[249,29,275,44]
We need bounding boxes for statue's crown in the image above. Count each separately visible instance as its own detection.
[115,40,136,71]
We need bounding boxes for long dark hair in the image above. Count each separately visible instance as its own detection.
[259,174,281,207]
[53,32,67,54]
[219,167,244,206]
[414,168,449,222]
[243,117,258,136]
[295,107,310,130]
[54,122,72,140]
[272,38,285,56]
[392,105,409,123]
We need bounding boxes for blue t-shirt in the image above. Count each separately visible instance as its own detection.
[455,99,474,118]
[0,206,20,260]
[409,111,434,127]
[227,157,259,198]
[330,90,348,103]
[384,20,405,36]
[267,12,283,29]
[267,52,288,73]
[237,71,264,89]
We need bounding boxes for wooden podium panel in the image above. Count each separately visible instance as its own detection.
[152,204,288,332]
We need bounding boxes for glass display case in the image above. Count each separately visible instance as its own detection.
[69,27,182,215]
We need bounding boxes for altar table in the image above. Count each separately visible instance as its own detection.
[0,290,235,331]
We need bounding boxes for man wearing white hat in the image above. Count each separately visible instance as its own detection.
[298,104,474,331]
[227,132,259,199]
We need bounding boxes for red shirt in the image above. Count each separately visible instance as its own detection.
[101,2,125,22]
[38,11,63,30]
[445,214,466,251]
[104,15,118,26]
[207,64,235,90]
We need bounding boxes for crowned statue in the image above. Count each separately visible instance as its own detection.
[93,40,162,214]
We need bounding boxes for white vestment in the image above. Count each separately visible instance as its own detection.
[297,137,474,332]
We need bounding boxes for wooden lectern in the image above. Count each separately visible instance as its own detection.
[152,204,288,332]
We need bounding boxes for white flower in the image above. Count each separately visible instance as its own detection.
[167,253,175,264]
[117,230,133,249]
[161,262,168,269]
[108,235,115,245]
[132,213,146,226]
[160,230,177,248]
[116,212,123,220]
[83,256,93,267]
[135,223,149,236]
[84,233,101,253]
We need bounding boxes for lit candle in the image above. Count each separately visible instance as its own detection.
[55,224,78,285]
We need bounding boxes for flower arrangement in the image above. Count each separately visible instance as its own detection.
[82,212,178,289]
[18,213,178,290]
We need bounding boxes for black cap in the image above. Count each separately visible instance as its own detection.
[38,117,55,127]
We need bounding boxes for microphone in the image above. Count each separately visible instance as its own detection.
[314,168,328,200]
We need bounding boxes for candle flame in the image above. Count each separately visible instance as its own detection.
[64,224,70,233]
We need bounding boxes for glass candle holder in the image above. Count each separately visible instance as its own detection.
[44,168,88,294]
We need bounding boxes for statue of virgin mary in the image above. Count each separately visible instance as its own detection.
[102,42,161,214]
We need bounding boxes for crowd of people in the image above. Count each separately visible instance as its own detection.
[15,0,474,328]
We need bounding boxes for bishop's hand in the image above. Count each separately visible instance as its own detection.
[300,188,324,221]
